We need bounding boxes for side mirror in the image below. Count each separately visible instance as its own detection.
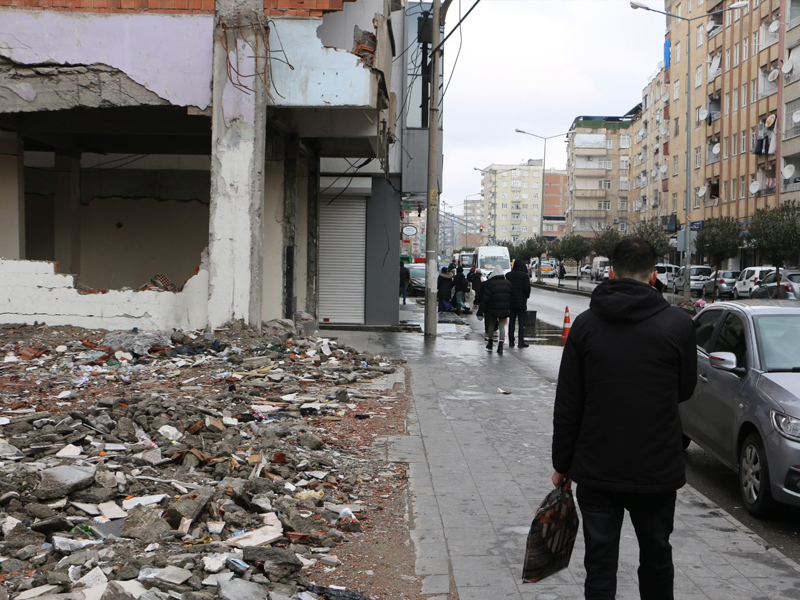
[709,351,746,376]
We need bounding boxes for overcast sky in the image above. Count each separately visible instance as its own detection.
[439,0,667,215]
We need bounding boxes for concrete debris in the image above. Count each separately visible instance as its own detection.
[0,320,405,600]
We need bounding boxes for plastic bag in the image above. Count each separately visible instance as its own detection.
[522,481,579,583]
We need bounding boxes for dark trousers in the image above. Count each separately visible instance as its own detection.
[576,485,676,600]
[399,282,407,303]
[508,307,525,344]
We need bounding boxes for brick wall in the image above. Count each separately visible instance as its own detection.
[0,0,355,15]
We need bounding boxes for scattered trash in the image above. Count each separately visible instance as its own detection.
[497,388,512,395]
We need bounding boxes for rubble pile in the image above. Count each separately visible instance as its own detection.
[0,319,410,600]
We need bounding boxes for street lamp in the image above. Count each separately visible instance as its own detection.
[631,0,748,301]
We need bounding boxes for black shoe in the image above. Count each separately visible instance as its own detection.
[508,340,515,347]
[518,342,530,348]
[486,339,493,351]
[497,341,504,355]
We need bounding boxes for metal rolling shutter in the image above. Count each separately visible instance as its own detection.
[319,197,366,324]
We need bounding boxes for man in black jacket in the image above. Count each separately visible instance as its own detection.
[452,267,469,314]
[506,259,531,348]
[436,267,455,312]
[551,238,696,600]
[476,265,513,354]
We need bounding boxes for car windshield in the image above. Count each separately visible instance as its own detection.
[754,315,800,372]
[720,271,740,278]
[480,257,511,271]
[656,266,667,274]
[409,267,425,278]
[690,267,712,277]
[460,255,474,268]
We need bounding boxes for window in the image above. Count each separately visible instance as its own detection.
[696,65,703,87]
[620,177,630,191]
[501,203,508,209]
[694,187,701,208]
[620,200,628,211]
[501,192,508,199]
[523,182,529,188]
[741,130,747,154]
[600,160,612,169]
[522,203,528,209]
[521,193,528,199]
[751,126,757,149]
[676,3,682,18]
[675,41,681,63]
[522,226,528,233]
[674,116,680,136]
[740,175,746,199]
[734,43,740,66]
[725,49,731,71]
[502,214,508,221]
[598,200,611,209]
[673,155,680,175]
[712,314,747,368]
[502,181,508,188]
[522,214,528,221]
[674,79,680,101]
[723,137,729,159]
[599,180,612,190]
[501,171,508,176]
[742,82,748,107]
[606,139,614,150]
[532,193,539,199]
[621,134,631,148]
[743,37,748,59]
[732,133,738,155]
[695,309,724,351]
[697,24,704,47]
[695,146,701,168]
[754,32,759,57]
[722,180,728,202]
[733,89,738,112]
[514,192,520,199]
[511,179,521,188]
[724,93,730,115]
[620,157,630,170]
[502,225,507,232]
[672,192,678,213]
[512,169,521,177]
[726,7,732,26]
[752,78,757,103]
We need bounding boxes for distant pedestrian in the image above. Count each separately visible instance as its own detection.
[476,265,512,354]
[551,237,697,599]
[453,267,469,314]
[437,267,455,312]
[468,267,482,307]
[558,263,566,287]
[399,261,411,305]
[506,259,531,348]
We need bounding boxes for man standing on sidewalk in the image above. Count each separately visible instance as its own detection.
[506,259,531,348]
[476,265,512,354]
[551,238,696,600]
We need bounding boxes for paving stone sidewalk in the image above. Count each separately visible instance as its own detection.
[332,310,800,600]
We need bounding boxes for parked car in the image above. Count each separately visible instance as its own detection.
[580,264,592,278]
[602,266,611,281]
[672,265,713,296]
[540,259,557,278]
[750,270,800,300]
[655,263,681,288]
[702,270,741,298]
[680,300,800,516]
[408,264,426,297]
[733,266,775,299]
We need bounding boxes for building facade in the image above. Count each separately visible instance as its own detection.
[565,115,634,237]
[542,169,568,240]
[477,159,544,244]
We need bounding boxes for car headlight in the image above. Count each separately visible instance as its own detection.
[771,410,800,441]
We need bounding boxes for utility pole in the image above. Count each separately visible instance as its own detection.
[424,0,441,338]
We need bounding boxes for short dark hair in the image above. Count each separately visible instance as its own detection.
[457,267,464,274]
[611,237,656,280]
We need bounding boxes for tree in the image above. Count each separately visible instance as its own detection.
[558,234,592,290]
[592,226,623,261]
[747,200,800,299]
[630,219,670,259]
[694,217,742,301]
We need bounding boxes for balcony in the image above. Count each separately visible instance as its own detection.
[574,147,607,156]
[708,26,722,40]
[575,167,608,177]
[707,150,720,165]
[571,209,608,218]
[574,189,607,198]
[783,181,800,193]
[785,125,800,141]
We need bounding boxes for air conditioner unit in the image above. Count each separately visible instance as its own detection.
[613,218,619,224]
[586,156,593,161]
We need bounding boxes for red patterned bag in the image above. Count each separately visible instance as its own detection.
[522,482,579,583]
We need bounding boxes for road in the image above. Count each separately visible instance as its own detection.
[525,285,800,563]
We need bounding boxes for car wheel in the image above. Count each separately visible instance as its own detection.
[739,432,776,518]
[733,288,740,300]
[682,434,691,450]
[672,283,678,294]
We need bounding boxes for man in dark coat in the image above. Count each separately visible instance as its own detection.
[399,261,411,305]
[437,267,455,312]
[468,267,482,306]
[506,259,531,348]
[551,238,697,599]
[452,267,469,314]
[476,265,513,354]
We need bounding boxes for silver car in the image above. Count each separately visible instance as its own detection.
[680,300,800,516]
[672,265,713,296]
[702,270,741,298]
[750,270,800,300]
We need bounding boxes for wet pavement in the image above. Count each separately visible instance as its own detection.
[331,292,800,600]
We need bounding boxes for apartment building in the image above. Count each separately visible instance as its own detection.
[780,1,800,203]
[565,115,635,237]
[662,0,785,268]
[477,160,544,244]
[464,196,486,244]
[542,169,568,240]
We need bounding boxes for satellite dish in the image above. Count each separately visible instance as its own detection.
[660,126,668,135]
[568,186,574,192]
[660,165,668,174]
[661,93,670,103]
[766,114,777,129]
[769,20,780,33]
[712,143,721,155]
[783,164,796,179]
[652,169,658,178]
[793,110,800,124]
[699,109,709,120]
[706,21,716,32]
[698,186,708,197]
[768,69,780,82]
[749,181,761,194]
[783,60,794,74]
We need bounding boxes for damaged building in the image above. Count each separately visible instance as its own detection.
[0,0,442,330]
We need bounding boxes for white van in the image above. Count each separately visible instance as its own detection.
[473,246,512,277]
[591,256,610,281]
[655,263,680,287]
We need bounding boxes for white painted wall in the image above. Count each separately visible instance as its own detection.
[0,258,208,330]
[0,11,214,109]
[262,161,285,321]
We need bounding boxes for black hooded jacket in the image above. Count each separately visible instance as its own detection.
[453,272,469,293]
[506,261,531,310]
[552,278,697,494]
[476,271,513,318]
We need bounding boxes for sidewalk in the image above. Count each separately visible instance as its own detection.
[330,301,800,600]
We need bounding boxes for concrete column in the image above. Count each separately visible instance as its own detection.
[305,158,319,317]
[207,4,268,329]
[0,132,25,259]
[282,137,299,319]
[54,153,81,274]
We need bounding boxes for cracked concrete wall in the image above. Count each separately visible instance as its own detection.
[0,12,213,110]
[0,258,209,330]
